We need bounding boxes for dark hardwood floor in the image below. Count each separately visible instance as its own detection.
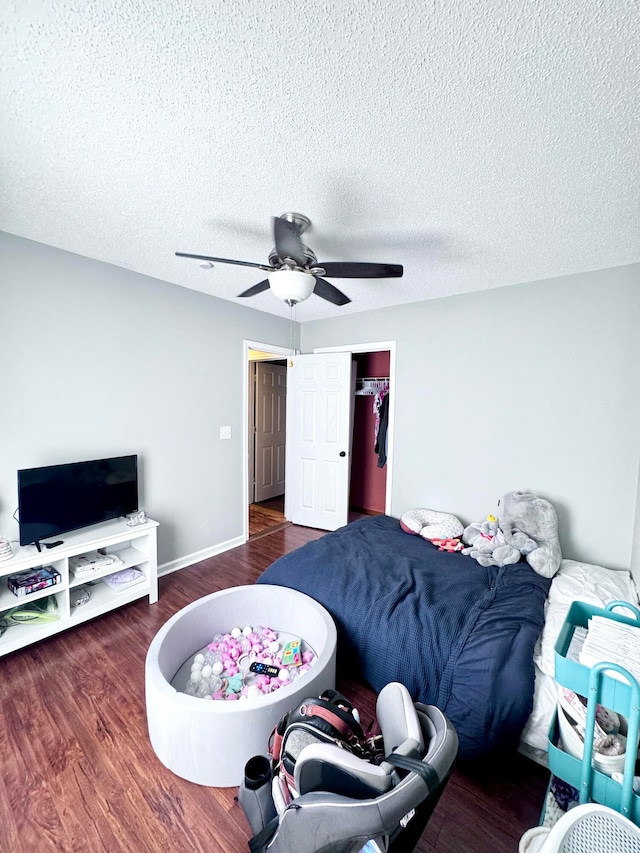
[0,524,549,852]
[249,496,288,539]
[249,497,376,540]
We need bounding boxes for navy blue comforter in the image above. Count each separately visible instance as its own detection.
[257,515,551,757]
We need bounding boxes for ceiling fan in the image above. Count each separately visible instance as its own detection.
[176,213,403,306]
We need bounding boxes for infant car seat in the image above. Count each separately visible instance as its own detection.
[238,682,458,853]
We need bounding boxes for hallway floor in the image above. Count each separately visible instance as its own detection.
[249,496,379,539]
[249,496,288,539]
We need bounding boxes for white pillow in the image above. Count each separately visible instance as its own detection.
[535,559,638,677]
[399,508,463,541]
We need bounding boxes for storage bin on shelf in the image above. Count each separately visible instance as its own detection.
[548,600,640,824]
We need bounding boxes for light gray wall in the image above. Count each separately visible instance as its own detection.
[4,231,639,577]
[301,265,640,572]
[0,232,291,566]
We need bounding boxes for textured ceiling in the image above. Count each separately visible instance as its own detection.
[2,1,639,321]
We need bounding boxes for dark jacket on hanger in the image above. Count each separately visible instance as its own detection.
[375,392,389,468]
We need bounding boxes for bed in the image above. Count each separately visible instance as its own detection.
[257,514,552,758]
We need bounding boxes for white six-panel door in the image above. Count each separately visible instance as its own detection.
[254,362,287,503]
[285,352,355,531]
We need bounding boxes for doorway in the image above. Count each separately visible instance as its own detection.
[242,339,396,542]
[245,343,292,540]
[349,350,390,516]
[314,340,395,518]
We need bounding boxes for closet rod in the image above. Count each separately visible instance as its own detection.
[355,377,390,396]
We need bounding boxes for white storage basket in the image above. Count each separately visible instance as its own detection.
[557,700,627,776]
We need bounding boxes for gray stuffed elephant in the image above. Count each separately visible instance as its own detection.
[462,517,538,568]
[498,490,562,578]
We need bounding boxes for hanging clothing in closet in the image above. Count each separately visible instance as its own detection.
[373,386,389,468]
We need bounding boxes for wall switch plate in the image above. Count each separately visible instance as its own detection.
[220,426,232,440]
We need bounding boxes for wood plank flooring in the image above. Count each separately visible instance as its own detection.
[249,496,288,539]
[0,524,549,852]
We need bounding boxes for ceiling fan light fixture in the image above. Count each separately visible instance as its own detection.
[268,269,315,305]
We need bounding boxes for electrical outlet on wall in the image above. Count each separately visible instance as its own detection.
[220,426,232,440]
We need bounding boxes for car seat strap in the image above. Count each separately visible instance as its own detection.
[302,704,357,740]
[384,753,440,792]
[248,814,279,853]
[249,803,303,853]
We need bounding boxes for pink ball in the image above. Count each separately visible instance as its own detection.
[226,693,239,701]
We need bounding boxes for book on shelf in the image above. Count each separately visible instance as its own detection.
[8,566,61,597]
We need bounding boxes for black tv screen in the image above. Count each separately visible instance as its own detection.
[18,455,138,546]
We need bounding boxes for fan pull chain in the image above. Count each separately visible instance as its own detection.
[289,304,297,355]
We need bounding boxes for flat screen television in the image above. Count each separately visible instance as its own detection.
[18,455,138,549]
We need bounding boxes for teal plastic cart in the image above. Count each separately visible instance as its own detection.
[548,600,640,823]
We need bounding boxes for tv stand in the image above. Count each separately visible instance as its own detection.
[0,518,158,657]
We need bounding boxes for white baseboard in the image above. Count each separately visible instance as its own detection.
[158,535,245,578]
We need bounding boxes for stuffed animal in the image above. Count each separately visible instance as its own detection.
[431,537,465,552]
[498,490,562,578]
[462,517,508,566]
[462,515,538,568]
[491,528,538,567]
[462,516,499,549]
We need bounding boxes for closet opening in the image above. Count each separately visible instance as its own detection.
[349,350,390,518]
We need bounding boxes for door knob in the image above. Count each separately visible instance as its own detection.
[339,451,346,457]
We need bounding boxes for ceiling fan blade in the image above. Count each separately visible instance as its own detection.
[317,262,403,279]
[273,217,307,266]
[237,279,271,298]
[313,277,351,306]
[175,252,272,271]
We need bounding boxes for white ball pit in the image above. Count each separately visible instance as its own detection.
[145,584,337,787]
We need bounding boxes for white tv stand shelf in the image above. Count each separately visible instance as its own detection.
[0,518,158,657]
